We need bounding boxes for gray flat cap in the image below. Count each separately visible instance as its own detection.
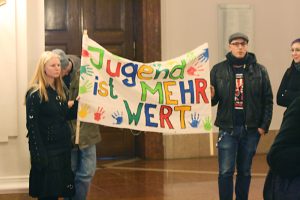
[228,32,249,43]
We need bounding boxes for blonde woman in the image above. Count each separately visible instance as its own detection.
[25,51,77,200]
[263,38,300,200]
[277,38,300,108]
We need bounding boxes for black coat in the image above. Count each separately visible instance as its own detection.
[210,53,273,132]
[267,97,300,178]
[26,87,77,198]
[276,62,300,107]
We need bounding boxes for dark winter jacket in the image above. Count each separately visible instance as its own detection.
[276,61,300,107]
[210,52,273,132]
[267,97,300,178]
[26,87,78,197]
[26,87,78,170]
[67,55,101,148]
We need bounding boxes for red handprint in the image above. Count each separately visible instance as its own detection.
[187,61,204,76]
[81,49,89,57]
[94,106,105,121]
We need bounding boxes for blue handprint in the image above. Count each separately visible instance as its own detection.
[112,111,123,125]
[189,112,201,128]
[198,48,209,63]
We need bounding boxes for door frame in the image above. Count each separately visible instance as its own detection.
[134,0,161,62]
[44,0,163,159]
[134,0,164,159]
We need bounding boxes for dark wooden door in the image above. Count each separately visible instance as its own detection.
[45,0,82,54]
[82,0,134,59]
[45,0,162,159]
[45,0,134,58]
[81,0,136,159]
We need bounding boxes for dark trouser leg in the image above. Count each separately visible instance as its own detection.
[236,128,260,200]
[217,130,238,200]
[65,145,96,200]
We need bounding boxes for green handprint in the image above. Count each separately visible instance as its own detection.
[186,51,196,63]
[79,80,93,94]
[203,116,212,131]
[80,65,94,76]
[153,63,162,68]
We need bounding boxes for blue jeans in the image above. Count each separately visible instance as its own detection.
[65,144,97,200]
[217,126,260,200]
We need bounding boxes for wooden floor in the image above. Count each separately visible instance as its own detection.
[0,154,269,200]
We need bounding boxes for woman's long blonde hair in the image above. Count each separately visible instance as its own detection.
[27,51,66,102]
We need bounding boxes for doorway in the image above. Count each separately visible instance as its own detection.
[44,0,162,159]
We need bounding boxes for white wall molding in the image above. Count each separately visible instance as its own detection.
[0,176,28,194]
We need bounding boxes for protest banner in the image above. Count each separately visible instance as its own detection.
[77,33,212,135]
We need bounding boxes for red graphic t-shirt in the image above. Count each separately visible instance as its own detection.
[233,66,245,126]
[234,73,244,110]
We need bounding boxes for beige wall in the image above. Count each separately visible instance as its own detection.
[0,0,44,193]
[161,0,300,158]
[161,0,300,131]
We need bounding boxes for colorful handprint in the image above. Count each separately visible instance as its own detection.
[94,106,105,121]
[79,80,93,94]
[112,111,123,124]
[81,49,89,57]
[153,63,162,69]
[186,51,196,63]
[78,104,90,118]
[187,63,204,76]
[189,112,201,128]
[80,65,94,80]
[166,60,178,68]
[187,48,209,76]
[198,48,209,63]
[80,65,93,76]
[203,116,212,131]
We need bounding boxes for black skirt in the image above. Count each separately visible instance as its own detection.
[263,170,300,200]
[29,149,75,198]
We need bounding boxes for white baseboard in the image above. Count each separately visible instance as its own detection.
[0,176,29,194]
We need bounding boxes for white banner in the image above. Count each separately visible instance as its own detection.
[77,34,212,134]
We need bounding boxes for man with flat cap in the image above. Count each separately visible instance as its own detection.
[52,49,101,200]
[210,32,273,200]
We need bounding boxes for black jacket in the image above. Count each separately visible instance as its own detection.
[210,53,273,132]
[276,62,300,107]
[26,87,78,197]
[267,97,300,178]
[26,87,78,169]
